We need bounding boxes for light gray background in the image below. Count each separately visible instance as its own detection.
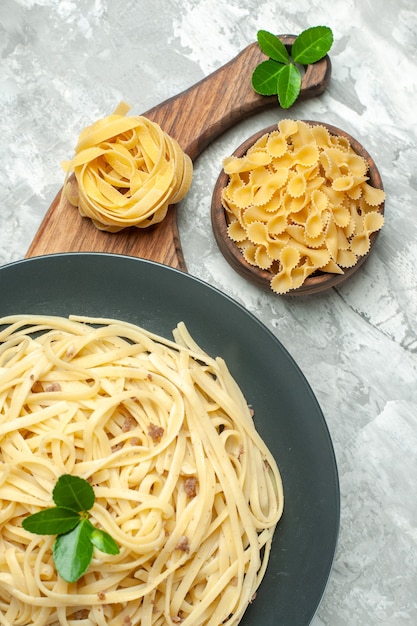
[1,1,416,624]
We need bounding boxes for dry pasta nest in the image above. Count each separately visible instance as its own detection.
[211,120,385,295]
[62,102,193,232]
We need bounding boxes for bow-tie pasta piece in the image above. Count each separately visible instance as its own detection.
[221,120,385,294]
[350,211,385,256]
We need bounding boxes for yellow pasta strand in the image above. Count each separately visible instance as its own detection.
[61,103,193,232]
[0,315,283,626]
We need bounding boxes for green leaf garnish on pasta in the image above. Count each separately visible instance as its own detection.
[22,506,81,535]
[53,518,94,583]
[22,474,120,582]
[87,521,120,555]
[52,473,95,512]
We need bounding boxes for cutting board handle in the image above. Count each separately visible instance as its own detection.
[26,36,331,270]
[144,35,331,159]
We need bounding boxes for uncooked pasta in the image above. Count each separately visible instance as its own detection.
[61,102,193,232]
[221,119,385,294]
[0,315,283,626]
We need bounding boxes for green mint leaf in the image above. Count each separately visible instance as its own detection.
[86,522,120,555]
[291,25,333,65]
[22,507,81,535]
[251,59,286,96]
[53,518,94,582]
[257,30,290,64]
[52,474,95,512]
[277,63,302,109]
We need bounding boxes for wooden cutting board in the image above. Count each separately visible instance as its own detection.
[26,36,331,271]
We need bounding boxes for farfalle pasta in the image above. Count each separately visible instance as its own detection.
[62,102,193,232]
[221,120,385,294]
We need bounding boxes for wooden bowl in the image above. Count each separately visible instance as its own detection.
[211,121,385,295]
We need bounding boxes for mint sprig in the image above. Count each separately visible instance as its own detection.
[52,473,95,511]
[22,506,81,535]
[22,474,119,582]
[53,518,94,582]
[252,26,333,108]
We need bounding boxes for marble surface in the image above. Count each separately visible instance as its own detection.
[1,0,416,624]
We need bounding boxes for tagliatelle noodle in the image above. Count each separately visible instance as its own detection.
[61,102,193,232]
[221,120,385,293]
[0,315,283,626]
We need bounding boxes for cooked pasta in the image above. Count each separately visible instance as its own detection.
[62,102,193,232]
[0,315,283,626]
[221,120,385,293]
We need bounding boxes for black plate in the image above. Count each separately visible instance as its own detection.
[0,252,339,625]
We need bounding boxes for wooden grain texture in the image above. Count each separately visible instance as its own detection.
[26,36,331,270]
